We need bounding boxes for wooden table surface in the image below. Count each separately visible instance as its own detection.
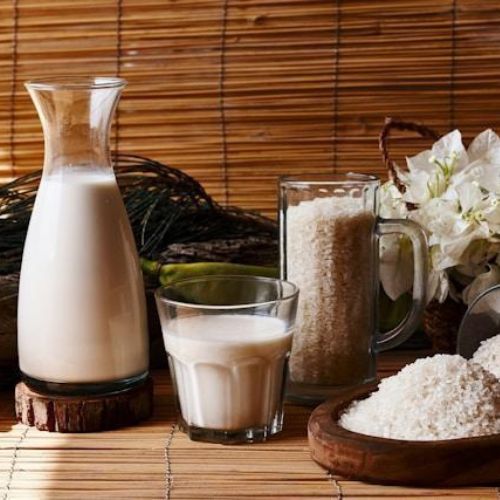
[0,352,498,499]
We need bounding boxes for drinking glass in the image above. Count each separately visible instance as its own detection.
[155,275,298,444]
[280,173,428,403]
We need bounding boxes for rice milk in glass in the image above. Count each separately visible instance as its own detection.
[156,275,298,444]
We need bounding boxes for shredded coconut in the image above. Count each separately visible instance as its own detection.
[339,355,500,440]
[472,333,500,379]
[286,196,375,386]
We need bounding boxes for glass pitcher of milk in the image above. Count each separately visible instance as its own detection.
[17,77,149,395]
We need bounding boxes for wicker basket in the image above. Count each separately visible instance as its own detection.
[422,298,467,353]
[380,118,466,353]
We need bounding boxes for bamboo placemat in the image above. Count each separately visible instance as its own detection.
[0,352,498,499]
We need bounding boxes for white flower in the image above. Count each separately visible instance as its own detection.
[482,196,500,234]
[427,267,449,304]
[379,128,500,304]
[379,181,408,219]
[402,130,469,205]
[407,129,469,174]
[466,129,500,193]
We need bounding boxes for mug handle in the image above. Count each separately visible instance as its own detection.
[376,218,428,351]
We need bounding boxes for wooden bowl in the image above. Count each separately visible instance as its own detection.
[308,385,500,486]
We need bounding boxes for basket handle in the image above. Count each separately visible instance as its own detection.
[379,117,440,195]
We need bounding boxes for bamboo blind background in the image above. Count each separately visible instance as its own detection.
[1,0,500,215]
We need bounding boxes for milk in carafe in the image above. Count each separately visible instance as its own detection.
[18,169,148,384]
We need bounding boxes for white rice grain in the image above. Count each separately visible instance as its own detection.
[286,196,375,386]
[472,333,500,379]
[339,355,500,440]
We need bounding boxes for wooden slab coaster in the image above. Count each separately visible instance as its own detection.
[15,376,153,433]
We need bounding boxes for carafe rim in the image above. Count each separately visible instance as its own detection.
[25,76,126,91]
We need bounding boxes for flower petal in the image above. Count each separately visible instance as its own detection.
[406,149,434,174]
[431,129,469,171]
[427,269,449,303]
[402,170,432,204]
[467,129,500,163]
[478,166,500,193]
[379,181,408,218]
[456,182,484,213]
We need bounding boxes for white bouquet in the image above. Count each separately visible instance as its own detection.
[380,129,500,305]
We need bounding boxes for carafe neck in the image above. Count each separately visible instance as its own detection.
[26,77,125,175]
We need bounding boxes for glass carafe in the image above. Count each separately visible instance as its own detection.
[18,77,149,395]
[280,174,428,403]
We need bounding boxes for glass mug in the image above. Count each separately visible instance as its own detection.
[280,173,428,403]
[155,275,298,444]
